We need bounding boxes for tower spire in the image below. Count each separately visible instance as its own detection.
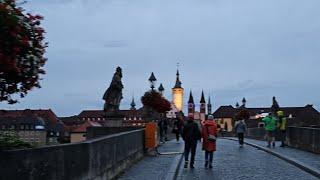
[130,96,136,110]
[188,91,194,104]
[188,90,195,118]
[207,96,212,115]
[200,90,206,103]
[174,69,182,88]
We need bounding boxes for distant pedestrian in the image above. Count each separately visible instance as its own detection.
[158,118,168,143]
[277,111,287,147]
[182,116,201,169]
[202,115,217,169]
[262,113,277,148]
[234,120,247,147]
[172,118,182,142]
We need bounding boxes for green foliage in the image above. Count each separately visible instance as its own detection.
[0,131,33,150]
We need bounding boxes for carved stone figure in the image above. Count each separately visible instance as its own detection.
[103,67,124,112]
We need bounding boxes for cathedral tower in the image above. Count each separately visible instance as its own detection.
[207,96,212,115]
[172,70,184,112]
[200,91,206,121]
[188,91,195,118]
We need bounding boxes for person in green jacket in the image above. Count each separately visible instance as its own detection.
[262,113,277,148]
[277,111,287,147]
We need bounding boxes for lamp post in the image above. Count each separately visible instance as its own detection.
[148,72,157,90]
[158,83,164,95]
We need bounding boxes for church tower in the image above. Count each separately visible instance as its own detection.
[200,91,206,121]
[130,97,136,110]
[188,91,195,118]
[207,96,212,115]
[172,70,184,112]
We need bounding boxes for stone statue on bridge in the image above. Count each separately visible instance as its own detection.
[103,67,124,113]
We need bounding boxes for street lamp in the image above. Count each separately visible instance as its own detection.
[148,72,157,90]
[158,83,164,95]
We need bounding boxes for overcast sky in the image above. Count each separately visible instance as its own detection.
[1,0,320,116]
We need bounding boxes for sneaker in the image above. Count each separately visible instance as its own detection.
[272,142,276,147]
[190,164,195,169]
[205,161,208,168]
[209,164,213,169]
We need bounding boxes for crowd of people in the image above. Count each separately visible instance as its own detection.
[156,110,287,169]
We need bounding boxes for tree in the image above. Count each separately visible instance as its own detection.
[0,132,33,150]
[141,90,171,113]
[0,0,47,104]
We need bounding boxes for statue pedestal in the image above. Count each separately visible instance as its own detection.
[104,111,125,127]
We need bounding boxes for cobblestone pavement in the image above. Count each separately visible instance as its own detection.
[177,139,318,180]
[118,139,184,180]
[239,138,320,171]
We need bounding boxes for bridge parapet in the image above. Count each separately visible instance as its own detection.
[0,129,144,180]
[287,126,320,154]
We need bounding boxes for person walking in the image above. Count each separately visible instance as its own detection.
[262,113,277,148]
[182,116,201,169]
[202,115,217,169]
[234,120,247,147]
[277,111,287,147]
[172,118,182,142]
[158,119,167,143]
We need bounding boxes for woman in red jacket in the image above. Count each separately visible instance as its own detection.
[202,115,217,169]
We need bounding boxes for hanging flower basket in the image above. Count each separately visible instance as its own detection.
[141,90,171,113]
[0,0,47,104]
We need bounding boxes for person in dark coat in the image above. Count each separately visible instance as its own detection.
[158,119,168,143]
[202,115,218,169]
[173,118,183,142]
[182,117,201,169]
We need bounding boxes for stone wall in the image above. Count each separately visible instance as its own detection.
[246,128,281,141]
[287,126,320,154]
[0,129,144,180]
[87,127,142,139]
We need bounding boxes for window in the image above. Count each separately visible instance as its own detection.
[30,125,34,130]
[124,117,127,120]
[10,125,15,130]
[134,117,137,120]
[97,118,100,121]
[20,125,25,130]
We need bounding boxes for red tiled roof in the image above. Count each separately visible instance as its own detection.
[72,120,102,133]
[212,106,237,118]
[213,105,320,126]
[0,109,59,125]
